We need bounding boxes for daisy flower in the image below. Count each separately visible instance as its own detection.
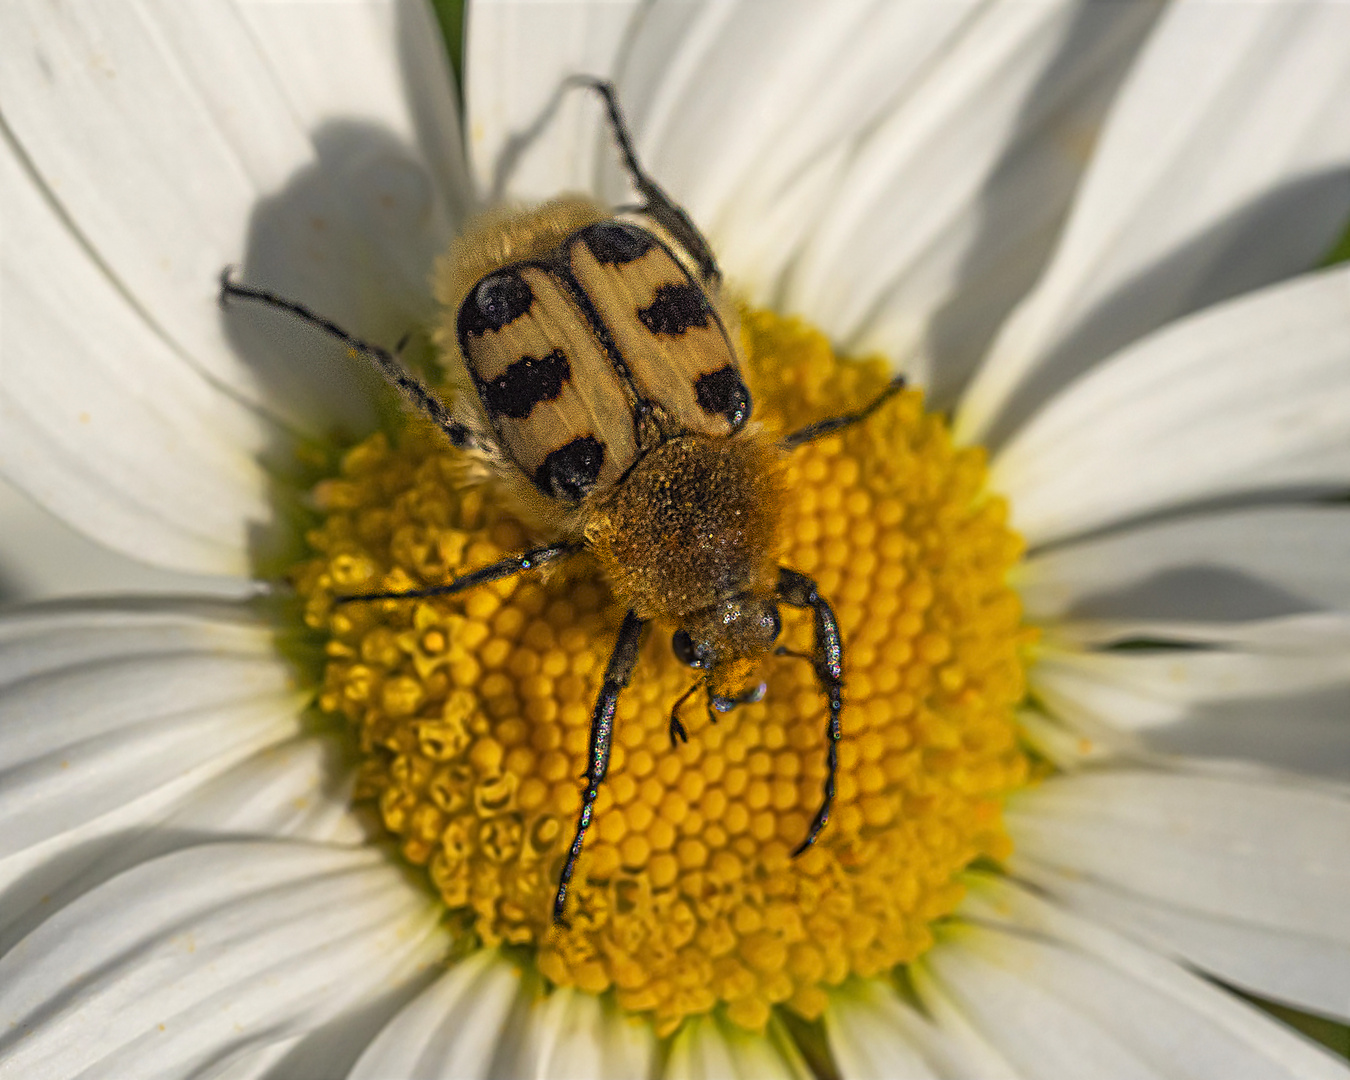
[2,0,1349,1076]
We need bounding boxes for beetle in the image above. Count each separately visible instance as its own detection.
[220,79,904,924]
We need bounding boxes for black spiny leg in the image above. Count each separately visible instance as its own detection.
[782,374,907,450]
[336,543,581,604]
[777,567,844,855]
[554,609,648,924]
[570,78,722,286]
[218,268,482,453]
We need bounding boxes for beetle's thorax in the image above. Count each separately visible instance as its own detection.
[585,432,783,623]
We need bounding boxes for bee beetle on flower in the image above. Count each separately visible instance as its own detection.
[221,80,903,924]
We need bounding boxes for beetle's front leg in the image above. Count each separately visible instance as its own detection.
[777,567,843,854]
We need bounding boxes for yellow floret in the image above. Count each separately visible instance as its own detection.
[292,307,1031,1037]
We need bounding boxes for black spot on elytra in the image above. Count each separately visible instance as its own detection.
[694,365,751,430]
[458,270,533,338]
[637,283,712,336]
[535,435,606,502]
[579,221,656,264]
[479,349,571,420]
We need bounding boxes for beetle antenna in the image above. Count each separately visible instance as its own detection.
[668,680,701,747]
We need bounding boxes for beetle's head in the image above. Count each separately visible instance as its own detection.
[673,593,781,706]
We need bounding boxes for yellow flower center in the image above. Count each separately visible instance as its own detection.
[293,308,1032,1036]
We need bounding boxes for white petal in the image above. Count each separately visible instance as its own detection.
[930,874,1350,1079]
[827,978,1013,1080]
[623,1,937,222]
[0,476,256,603]
[1030,616,1350,776]
[991,265,1350,547]
[0,0,307,424]
[0,841,445,1078]
[0,599,300,862]
[785,1,1160,402]
[0,119,276,575]
[347,950,522,1080]
[466,0,641,200]
[164,734,359,843]
[1005,771,1350,997]
[960,0,1350,445]
[1015,704,1126,772]
[1017,505,1350,623]
[665,1014,812,1080]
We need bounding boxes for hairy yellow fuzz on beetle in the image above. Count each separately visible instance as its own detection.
[293,307,1033,1036]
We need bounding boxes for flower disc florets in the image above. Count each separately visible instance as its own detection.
[293,308,1032,1035]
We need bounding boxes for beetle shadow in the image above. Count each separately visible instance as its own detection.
[218,114,462,576]
[217,0,470,574]
[1064,564,1318,624]
[1140,681,1350,780]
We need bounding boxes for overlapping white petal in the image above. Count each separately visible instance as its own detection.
[1030,614,1350,775]
[0,599,302,865]
[826,978,1017,1079]
[665,1014,812,1080]
[0,477,249,603]
[1007,771,1350,1025]
[960,0,1350,446]
[2,0,1349,1075]
[785,1,1161,402]
[0,0,467,572]
[0,123,276,575]
[992,264,1350,547]
[0,730,360,957]
[1016,505,1350,623]
[1021,859,1350,1031]
[516,986,656,1080]
[0,0,462,427]
[350,956,656,1079]
[927,875,1350,1079]
[0,842,446,1079]
[348,950,522,1079]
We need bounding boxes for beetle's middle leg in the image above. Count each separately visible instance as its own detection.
[334,543,582,604]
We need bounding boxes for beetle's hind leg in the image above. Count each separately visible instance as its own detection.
[776,567,844,855]
[218,268,483,453]
[781,373,907,450]
[568,77,722,287]
[335,543,581,604]
[555,609,648,925]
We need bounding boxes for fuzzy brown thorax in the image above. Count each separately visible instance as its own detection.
[585,431,784,692]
